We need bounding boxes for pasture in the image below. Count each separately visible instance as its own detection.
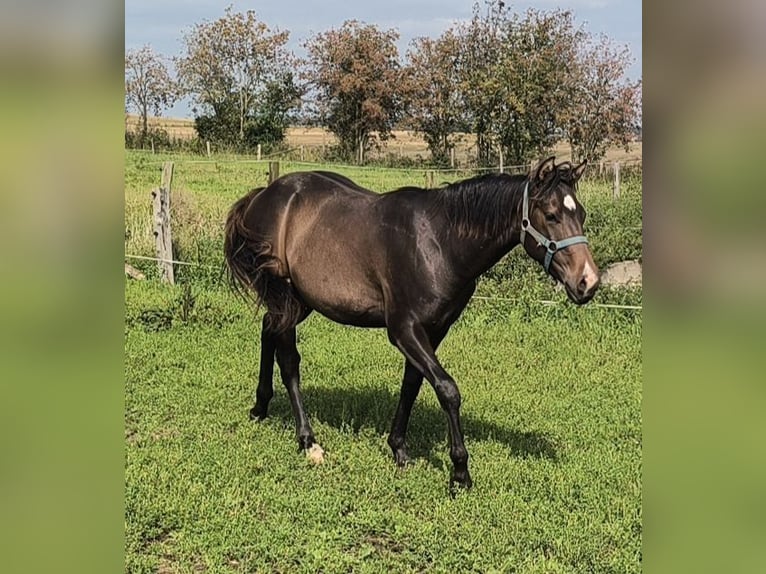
[124,151,642,572]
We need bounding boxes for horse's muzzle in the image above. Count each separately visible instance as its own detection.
[565,267,600,305]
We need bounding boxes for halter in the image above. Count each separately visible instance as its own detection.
[520,181,589,273]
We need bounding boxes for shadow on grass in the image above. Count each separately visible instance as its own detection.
[263,383,559,464]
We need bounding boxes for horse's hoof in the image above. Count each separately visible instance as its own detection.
[449,473,473,496]
[305,443,325,465]
[394,450,412,468]
[249,406,267,421]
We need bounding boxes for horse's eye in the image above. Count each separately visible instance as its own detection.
[545,213,558,223]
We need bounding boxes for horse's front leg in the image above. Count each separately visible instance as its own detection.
[387,361,423,466]
[387,318,471,491]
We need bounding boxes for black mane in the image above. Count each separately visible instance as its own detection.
[432,173,527,240]
[431,165,580,240]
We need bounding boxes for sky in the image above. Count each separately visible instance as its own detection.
[125,0,642,119]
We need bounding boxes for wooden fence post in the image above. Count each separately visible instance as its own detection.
[450,147,455,169]
[206,140,211,157]
[498,146,504,173]
[613,161,621,200]
[257,144,262,161]
[268,161,280,184]
[300,145,305,162]
[425,170,435,189]
[152,161,175,284]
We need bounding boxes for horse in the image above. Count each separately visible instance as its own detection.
[224,156,599,490]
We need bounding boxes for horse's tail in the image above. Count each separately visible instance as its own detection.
[223,188,304,333]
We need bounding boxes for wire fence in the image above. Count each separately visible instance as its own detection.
[125,254,642,311]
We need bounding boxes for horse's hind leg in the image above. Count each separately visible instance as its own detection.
[274,325,323,463]
[249,314,277,421]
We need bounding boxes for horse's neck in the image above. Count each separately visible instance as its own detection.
[458,229,521,280]
[444,208,523,280]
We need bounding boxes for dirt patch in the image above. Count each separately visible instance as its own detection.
[600,260,642,287]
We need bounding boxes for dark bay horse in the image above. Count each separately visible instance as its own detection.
[224,157,599,490]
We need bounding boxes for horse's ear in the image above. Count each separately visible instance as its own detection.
[533,156,556,182]
[573,159,588,181]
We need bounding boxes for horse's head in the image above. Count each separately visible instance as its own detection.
[520,156,600,305]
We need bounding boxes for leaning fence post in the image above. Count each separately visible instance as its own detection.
[268,161,280,184]
[613,161,621,200]
[152,161,175,284]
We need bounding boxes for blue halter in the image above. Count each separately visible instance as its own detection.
[520,181,589,273]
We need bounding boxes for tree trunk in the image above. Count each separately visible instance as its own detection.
[141,102,148,145]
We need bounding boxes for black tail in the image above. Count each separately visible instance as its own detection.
[223,188,304,333]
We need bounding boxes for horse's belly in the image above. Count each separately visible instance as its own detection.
[289,258,386,328]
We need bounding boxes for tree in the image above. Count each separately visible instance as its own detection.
[405,31,466,166]
[453,0,508,167]
[454,3,585,167]
[125,45,177,144]
[304,20,405,163]
[176,6,298,150]
[567,36,641,162]
[493,9,585,166]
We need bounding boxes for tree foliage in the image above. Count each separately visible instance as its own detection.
[405,31,466,166]
[125,45,178,144]
[403,0,640,166]
[304,21,405,163]
[176,6,299,151]
[566,36,642,163]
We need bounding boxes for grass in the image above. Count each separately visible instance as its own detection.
[125,281,641,573]
[125,149,642,572]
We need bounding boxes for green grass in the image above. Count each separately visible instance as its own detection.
[125,281,641,573]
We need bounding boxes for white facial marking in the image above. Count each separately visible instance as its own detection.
[563,194,576,212]
[583,261,598,290]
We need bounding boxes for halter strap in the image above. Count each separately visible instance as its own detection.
[520,181,589,273]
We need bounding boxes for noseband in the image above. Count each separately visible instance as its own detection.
[520,181,589,273]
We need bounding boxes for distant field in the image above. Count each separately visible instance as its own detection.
[125,114,643,164]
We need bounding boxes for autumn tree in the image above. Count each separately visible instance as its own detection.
[453,0,507,166]
[304,21,405,163]
[566,36,641,163]
[176,6,299,150]
[125,45,178,144]
[493,9,584,166]
[405,31,466,166]
[451,0,640,167]
[454,3,584,166]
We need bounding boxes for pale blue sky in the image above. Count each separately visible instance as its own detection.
[125,0,642,118]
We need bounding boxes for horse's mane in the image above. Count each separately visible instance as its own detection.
[431,173,526,240]
[431,164,579,240]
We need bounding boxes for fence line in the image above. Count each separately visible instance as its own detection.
[125,253,219,270]
[125,254,641,311]
[132,153,641,174]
